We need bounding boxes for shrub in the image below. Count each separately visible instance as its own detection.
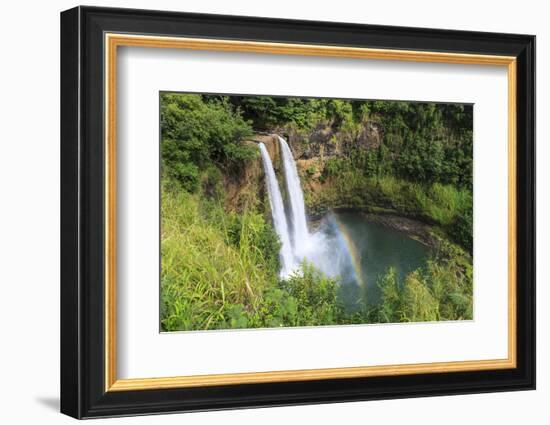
[450,207,473,254]
[160,93,256,191]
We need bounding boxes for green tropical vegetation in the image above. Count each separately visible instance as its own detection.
[160,92,474,331]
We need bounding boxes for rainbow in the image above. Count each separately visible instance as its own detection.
[330,214,366,288]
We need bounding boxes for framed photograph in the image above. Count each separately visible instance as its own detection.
[60,6,535,419]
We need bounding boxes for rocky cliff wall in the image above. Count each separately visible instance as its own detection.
[223,121,383,214]
[277,121,383,160]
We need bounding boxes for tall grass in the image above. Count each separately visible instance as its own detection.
[161,183,276,331]
[368,239,473,323]
[161,181,346,331]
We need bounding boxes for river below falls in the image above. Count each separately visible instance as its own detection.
[306,211,433,312]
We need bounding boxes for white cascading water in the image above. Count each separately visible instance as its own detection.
[258,143,295,277]
[304,214,358,284]
[260,137,357,283]
[277,136,311,258]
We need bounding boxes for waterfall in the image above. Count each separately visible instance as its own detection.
[258,143,295,277]
[277,136,310,258]
[259,136,355,283]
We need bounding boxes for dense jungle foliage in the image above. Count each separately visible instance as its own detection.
[162,94,473,189]
[160,93,473,331]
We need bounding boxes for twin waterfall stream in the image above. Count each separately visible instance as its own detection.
[258,142,294,277]
[259,136,358,283]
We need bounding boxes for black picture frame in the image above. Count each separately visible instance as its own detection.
[61,5,535,419]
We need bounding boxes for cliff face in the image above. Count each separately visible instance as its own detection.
[223,134,279,213]
[223,121,383,214]
[252,134,280,164]
[277,121,383,160]
[280,122,383,214]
